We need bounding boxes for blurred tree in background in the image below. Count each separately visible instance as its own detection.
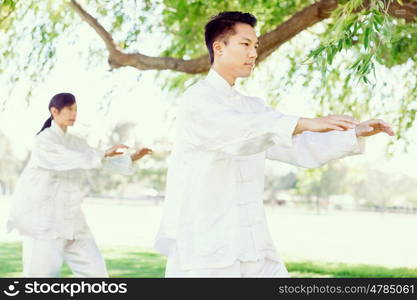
[0,131,26,195]
[86,121,168,199]
[1,0,417,210]
[1,0,416,138]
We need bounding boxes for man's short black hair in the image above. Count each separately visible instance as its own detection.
[204,11,257,65]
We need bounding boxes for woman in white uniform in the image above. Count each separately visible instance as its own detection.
[7,92,152,277]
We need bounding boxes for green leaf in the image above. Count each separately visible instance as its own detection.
[364,27,371,49]
[337,39,343,51]
[345,38,352,48]
[326,47,333,64]
[373,14,383,26]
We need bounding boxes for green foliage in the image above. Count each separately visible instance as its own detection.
[306,0,417,84]
[302,1,416,145]
[160,0,314,59]
[0,0,73,102]
[0,0,416,140]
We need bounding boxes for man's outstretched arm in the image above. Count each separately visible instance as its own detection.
[266,118,394,168]
[293,115,359,135]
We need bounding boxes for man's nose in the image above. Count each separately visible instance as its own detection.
[249,47,257,59]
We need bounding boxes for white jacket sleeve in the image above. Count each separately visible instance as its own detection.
[31,133,104,171]
[266,129,365,168]
[181,91,299,156]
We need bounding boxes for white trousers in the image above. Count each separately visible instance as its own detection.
[165,247,290,278]
[22,236,108,277]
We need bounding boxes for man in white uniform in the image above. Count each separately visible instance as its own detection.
[154,12,394,277]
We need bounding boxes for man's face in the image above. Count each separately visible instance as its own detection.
[214,22,259,78]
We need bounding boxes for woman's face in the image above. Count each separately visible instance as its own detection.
[51,103,77,127]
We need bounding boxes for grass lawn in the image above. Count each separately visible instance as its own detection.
[1,242,416,278]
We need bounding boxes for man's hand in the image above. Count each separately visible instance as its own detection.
[294,115,359,135]
[355,119,394,137]
[131,148,153,162]
[104,144,129,158]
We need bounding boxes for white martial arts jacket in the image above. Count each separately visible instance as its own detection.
[7,121,133,240]
[154,69,365,270]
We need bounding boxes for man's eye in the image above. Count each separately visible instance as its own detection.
[242,43,249,46]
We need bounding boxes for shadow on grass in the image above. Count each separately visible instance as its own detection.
[0,243,166,278]
[100,248,166,278]
[0,242,22,277]
[287,261,417,278]
[1,242,416,278]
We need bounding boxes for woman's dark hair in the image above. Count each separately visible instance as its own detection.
[204,11,257,65]
[37,93,76,135]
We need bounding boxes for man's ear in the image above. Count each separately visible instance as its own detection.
[213,40,223,56]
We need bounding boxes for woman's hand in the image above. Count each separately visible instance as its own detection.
[131,148,153,162]
[104,144,129,157]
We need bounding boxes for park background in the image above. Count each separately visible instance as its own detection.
[0,0,416,277]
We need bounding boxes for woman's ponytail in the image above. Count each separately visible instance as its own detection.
[37,116,52,135]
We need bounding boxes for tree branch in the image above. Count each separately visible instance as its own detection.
[69,0,417,74]
[0,0,19,27]
[69,0,210,73]
[69,0,118,55]
[257,0,338,63]
[386,0,417,22]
